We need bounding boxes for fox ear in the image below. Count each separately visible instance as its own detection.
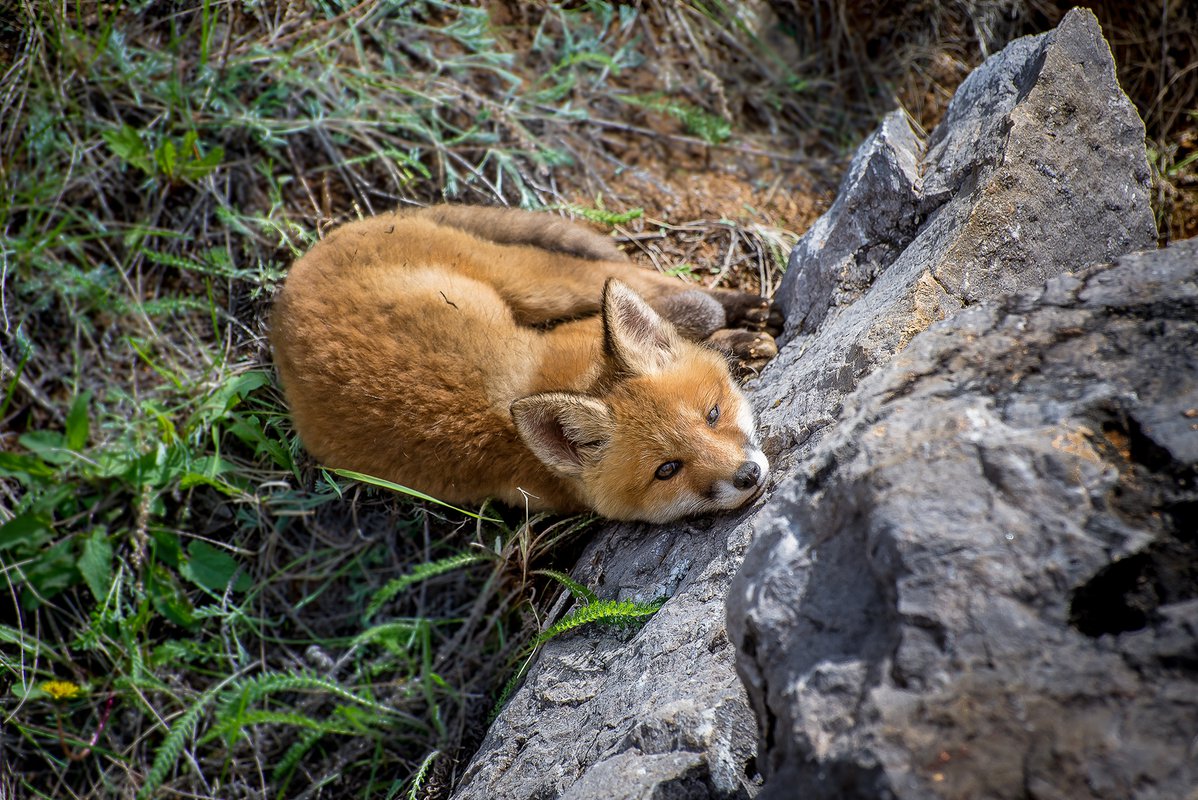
[511,393,614,477]
[602,279,680,374]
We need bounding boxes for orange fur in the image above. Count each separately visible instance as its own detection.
[270,206,770,522]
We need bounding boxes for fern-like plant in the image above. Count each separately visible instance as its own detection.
[366,552,494,620]
[487,571,666,720]
[552,200,644,226]
[406,749,440,800]
[136,682,225,800]
[535,569,598,605]
[140,669,415,798]
[531,597,665,648]
[617,93,732,144]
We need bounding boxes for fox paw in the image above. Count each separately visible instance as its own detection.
[711,291,783,336]
[706,328,778,378]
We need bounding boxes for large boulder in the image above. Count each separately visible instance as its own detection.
[729,240,1198,799]
[451,8,1166,798]
[729,7,1196,799]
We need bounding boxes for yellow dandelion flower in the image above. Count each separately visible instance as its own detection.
[41,680,82,700]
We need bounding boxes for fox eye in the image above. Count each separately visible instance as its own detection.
[655,460,681,480]
[706,404,720,426]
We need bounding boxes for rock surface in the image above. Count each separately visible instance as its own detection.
[729,240,1198,800]
[762,7,1155,461]
[451,9,1173,799]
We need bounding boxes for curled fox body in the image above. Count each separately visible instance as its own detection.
[270,206,776,523]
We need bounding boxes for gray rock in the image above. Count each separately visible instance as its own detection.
[452,9,1166,799]
[759,7,1155,468]
[452,518,763,799]
[774,110,923,341]
[728,240,1198,800]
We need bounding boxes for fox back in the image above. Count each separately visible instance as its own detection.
[270,207,769,522]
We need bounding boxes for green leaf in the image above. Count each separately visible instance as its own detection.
[0,512,53,552]
[179,455,246,494]
[0,451,55,481]
[125,442,190,489]
[18,430,71,465]
[136,680,224,800]
[181,144,224,180]
[202,371,271,418]
[225,416,292,469]
[365,552,492,619]
[155,138,177,178]
[407,751,440,800]
[65,390,92,451]
[272,728,326,786]
[150,529,183,569]
[180,540,251,593]
[22,539,78,607]
[554,202,644,227]
[147,565,196,628]
[535,569,598,605]
[102,124,150,173]
[198,145,224,170]
[78,530,113,602]
[198,709,363,748]
[681,108,731,144]
[616,94,732,144]
[352,620,429,653]
[532,597,665,648]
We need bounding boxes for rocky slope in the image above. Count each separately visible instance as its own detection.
[452,9,1193,799]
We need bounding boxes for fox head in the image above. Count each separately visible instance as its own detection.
[511,280,769,523]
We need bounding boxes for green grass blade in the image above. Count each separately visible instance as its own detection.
[331,469,499,522]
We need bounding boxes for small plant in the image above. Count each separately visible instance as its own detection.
[103,125,225,183]
[618,93,733,144]
[366,552,496,620]
[407,749,441,800]
[554,198,645,227]
[530,575,665,649]
[666,263,698,279]
[486,569,665,720]
[0,371,276,611]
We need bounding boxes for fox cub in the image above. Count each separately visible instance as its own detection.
[270,206,778,523]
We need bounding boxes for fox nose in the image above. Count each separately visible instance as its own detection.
[733,461,761,490]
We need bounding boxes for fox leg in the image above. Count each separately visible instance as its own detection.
[501,255,782,369]
[708,290,783,336]
[409,205,780,328]
[403,206,782,364]
[637,287,777,375]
